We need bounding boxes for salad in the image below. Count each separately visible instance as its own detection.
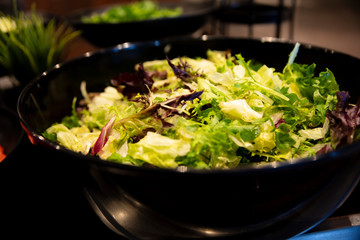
[44,43,360,169]
[81,0,183,24]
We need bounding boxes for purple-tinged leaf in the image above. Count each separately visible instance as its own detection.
[326,91,360,148]
[91,116,116,155]
[166,56,202,82]
[117,90,204,129]
[110,63,153,96]
[275,118,286,128]
[316,144,333,155]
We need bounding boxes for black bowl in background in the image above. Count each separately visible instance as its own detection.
[65,2,214,48]
[17,36,360,239]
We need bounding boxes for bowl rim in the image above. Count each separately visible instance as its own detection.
[0,107,24,164]
[17,35,360,175]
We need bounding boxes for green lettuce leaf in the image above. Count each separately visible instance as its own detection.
[128,132,191,168]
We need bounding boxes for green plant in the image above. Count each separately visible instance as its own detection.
[0,8,80,84]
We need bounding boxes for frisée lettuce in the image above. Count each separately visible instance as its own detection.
[43,44,360,169]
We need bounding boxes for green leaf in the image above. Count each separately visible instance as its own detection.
[288,42,300,65]
[239,125,260,142]
[235,53,289,101]
[275,130,296,150]
[61,98,81,128]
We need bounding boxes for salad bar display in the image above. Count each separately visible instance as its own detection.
[0,1,359,239]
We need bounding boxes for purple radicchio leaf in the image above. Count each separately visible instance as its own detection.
[158,90,204,117]
[316,144,333,155]
[166,56,202,82]
[118,90,204,128]
[326,91,360,148]
[152,90,204,128]
[110,63,154,96]
[275,118,286,128]
[91,116,116,156]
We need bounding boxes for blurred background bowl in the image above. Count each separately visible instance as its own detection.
[17,36,360,239]
[65,2,215,48]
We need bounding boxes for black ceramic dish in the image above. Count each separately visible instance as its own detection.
[65,2,214,48]
[17,36,360,239]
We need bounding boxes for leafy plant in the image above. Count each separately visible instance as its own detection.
[0,7,80,84]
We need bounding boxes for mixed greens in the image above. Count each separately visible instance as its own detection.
[43,44,360,169]
[81,0,183,24]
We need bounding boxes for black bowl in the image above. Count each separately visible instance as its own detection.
[65,2,214,48]
[0,107,23,164]
[17,36,360,239]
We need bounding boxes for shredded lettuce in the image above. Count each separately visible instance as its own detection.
[43,44,359,169]
[219,99,263,122]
